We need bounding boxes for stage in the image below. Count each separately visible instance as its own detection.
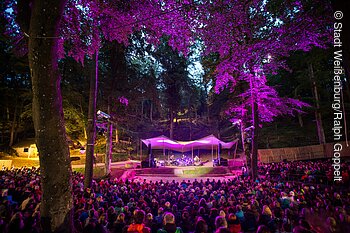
[70,158,245,181]
[115,158,245,181]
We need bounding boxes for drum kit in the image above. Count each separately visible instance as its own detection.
[167,155,204,166]
[154,154,205,167]
[154,155,207,167]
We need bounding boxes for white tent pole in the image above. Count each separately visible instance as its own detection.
[211,143,214,166]
[234,142,238,159]
[140,140,142,161]
[192,146,194,164]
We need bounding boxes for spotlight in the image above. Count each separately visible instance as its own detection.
[97,110,110,119]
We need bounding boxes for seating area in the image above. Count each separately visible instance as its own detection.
[0,160,349,233]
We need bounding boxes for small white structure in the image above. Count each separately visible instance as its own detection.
[12,138,38,158]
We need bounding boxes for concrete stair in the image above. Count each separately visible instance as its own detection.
[134,166,236,178]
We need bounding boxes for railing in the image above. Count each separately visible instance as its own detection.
[258,141,350,163]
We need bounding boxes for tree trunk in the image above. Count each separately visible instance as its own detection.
[294,89,304,127]
[189,121,192,140]
[251,101,259,180]
[105,104,112,176]
[170,111,174,139]
[1,124,4,144]
[28,0,73,232]
[240,103,245,155]
[309,63,326,144]
[249,74,258,180]
[6,107,10,121]
[105,122,112,176]
[240,121,245,155]
[14,101,24,145]
[141,99,144,119]
[79,98,87,139]
[297,113,304,128]
[115,128,119,143]
[84,52,98,188]
[9,99,18,147]
[150,101,153,122]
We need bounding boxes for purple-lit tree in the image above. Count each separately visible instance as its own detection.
[7,0,74,232]
[5,0,195,231]
[224,73,310,175]
[4,0,332,231]
[59,0,196,187]
[196,0,332,178]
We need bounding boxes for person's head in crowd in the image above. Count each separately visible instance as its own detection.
[227,213,238,223]
[215,215,227,229]
[256,225,271,233]
[182,211,189,221]
[146,213,153,222]
[134,209,146,224]
[214,226,231,233]
[165,201,171,209]
[292,225,313,233]
[98,213,107,225]
[158,207,164,216]
[210,208,219,217]
[262,205,272,216]
[219,210,226,218]
[172,204,178,213]
[198,206,205,216]
[194,217,208,233]
[116,213,125,223]
[88,209,95,218]
[326,217,337,232]
[8,211,24,230]
[282,222,292,232]
[163,212,175,225]
[298,219,311,230]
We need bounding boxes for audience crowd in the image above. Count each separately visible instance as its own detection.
[0,160,350,233]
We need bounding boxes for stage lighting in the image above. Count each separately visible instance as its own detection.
[97,110,110,119]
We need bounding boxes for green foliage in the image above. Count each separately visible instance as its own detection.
[0,3,32,145]
[63,104,86,141]
[0,146,19,157]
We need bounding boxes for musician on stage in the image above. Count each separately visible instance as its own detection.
[194,155,200,166]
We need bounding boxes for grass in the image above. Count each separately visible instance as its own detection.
[182,167,214,175]
[72,167,106,178]
[0,156,40,168]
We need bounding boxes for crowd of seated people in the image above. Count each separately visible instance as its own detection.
[258,160,349,184]
[0,160,349,233]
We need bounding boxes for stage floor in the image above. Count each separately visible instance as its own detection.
[71,159,243,181]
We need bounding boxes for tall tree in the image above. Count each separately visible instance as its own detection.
[154,38,190,139]
[308,62,326,144]
[197,0,331,179]
[14,0,74,232]
[0,1,31,147]
[84,52,98,188]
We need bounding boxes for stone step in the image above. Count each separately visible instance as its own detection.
[134,166,234,176]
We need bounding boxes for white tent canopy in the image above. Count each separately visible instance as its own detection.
[141,134,237,152]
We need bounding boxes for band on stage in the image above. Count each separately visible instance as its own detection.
[152,154,205,167]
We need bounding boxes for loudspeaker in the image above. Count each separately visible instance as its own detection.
[220,158,228,166]
[214,158,228,166]
[141,160,149,168]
